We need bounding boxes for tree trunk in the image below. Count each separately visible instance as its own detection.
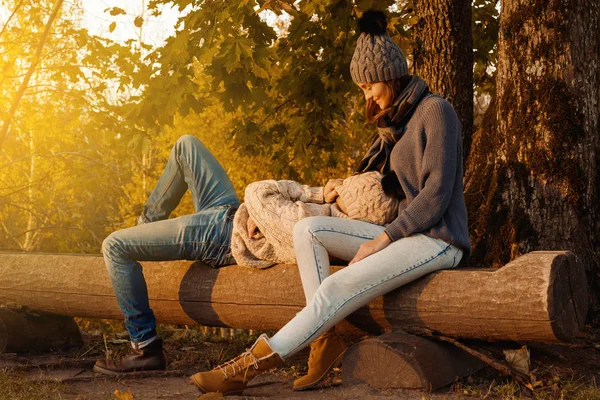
[464,0,600,313]
[412,0,474,161]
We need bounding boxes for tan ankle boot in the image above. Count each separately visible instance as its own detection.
[293,330,348,391]
[190,334,282,395]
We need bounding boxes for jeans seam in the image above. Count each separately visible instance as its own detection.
[307,228,325,285]
[147,155,181,217]
[291,244,451,354]
[309,226,380,241]
[181,157,202,210]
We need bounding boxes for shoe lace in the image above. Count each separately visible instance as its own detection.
[216,349,260,381]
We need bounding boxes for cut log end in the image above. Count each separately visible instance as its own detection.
[545,251,589,341]
[342,332,485,390]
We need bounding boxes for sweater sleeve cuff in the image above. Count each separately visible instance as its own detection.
[384,211,417,241]
[306,187,324,203]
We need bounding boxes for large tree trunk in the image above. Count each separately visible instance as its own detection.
[413,0,474,160]
[464,0,600,313]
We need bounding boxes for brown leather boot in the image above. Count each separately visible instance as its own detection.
[190,334,282,395]
[93,338,166,376]
[293,330,348,391]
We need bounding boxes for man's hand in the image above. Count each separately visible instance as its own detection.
[324,178,344,203]
[349,232,392,265]
[247,216,259,238]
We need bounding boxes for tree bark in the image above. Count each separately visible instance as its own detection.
[464,0,600,314]
[412,0,474,161]
[0,251,587,342]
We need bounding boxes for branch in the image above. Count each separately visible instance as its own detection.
[0,0,65,152]
[0,0,25,41]
[408,327,532,387]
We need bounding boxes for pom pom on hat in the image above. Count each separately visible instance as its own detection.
[358,10,387,35]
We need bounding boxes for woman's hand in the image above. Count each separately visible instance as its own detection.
[324,178,344,203]
[349,232,392,265]
[247,216,259,238]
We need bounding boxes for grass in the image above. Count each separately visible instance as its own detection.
[0,370,70,400]
[452,374,600,399]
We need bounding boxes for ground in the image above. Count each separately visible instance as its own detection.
[1,319,600,400]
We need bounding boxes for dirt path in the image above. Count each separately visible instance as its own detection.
[3,325,600,400]
[4,364,468,400]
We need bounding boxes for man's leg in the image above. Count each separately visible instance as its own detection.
[95,207,235,375]
[140,135,239,223]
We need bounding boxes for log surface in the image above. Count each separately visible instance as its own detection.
[0,251,588,342]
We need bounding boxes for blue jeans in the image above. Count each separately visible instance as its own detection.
[267,216,463,358]
[102,135,240,344]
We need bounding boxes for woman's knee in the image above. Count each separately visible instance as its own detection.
[293,216,328,244]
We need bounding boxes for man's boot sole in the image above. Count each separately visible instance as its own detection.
[190,374,244,396]
[93,364,166,377]
[292,350,346,391]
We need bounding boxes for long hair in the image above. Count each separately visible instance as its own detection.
[365,77,411,124]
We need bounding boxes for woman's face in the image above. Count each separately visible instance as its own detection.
[358,82,390,109]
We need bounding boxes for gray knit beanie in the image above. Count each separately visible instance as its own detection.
[350,10,409,84]
[333,171,399,225]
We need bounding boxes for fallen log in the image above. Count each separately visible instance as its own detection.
[0,307,82,353]
[0,251,587,342]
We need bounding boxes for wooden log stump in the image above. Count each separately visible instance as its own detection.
[0,307,82,353]
[0,250,588,342]
[342,331,486,390]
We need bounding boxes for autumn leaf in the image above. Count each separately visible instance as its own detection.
[503,346,530,374]
[134,16,144,28]
[114,388,134,400]
[109,7,127,16]
[109,22,116,33]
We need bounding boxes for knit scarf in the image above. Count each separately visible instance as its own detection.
[356,76,430,174]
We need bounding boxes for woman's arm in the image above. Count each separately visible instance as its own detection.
[349,231,391,264]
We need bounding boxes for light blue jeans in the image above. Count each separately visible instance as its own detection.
[267,216,463,358]
[102,135,239,345]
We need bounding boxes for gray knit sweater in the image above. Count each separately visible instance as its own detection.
[382,95,471,258]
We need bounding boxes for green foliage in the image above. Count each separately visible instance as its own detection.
[0,0,500,253]
[0,0,153,252]
[121,0,407,183]
[473,0,499,97]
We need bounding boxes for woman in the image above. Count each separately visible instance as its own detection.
[189,10,471,395]
[94,142,398,375]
